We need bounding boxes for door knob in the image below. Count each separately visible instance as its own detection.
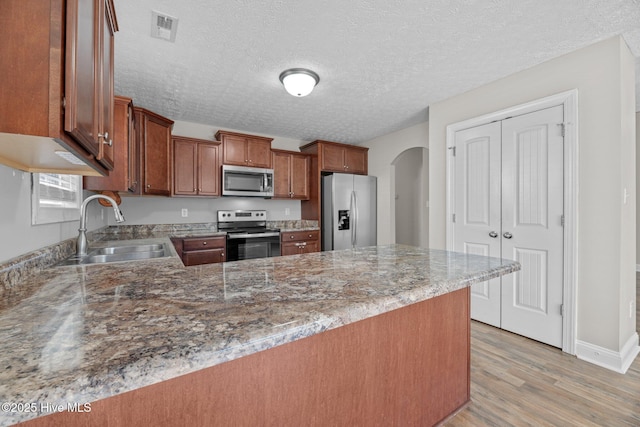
[489,231,498,238]
[503,232,513,239]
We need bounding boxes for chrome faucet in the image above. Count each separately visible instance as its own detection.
[76,194,125,257]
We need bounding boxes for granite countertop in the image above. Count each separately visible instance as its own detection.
[0,242,519,426]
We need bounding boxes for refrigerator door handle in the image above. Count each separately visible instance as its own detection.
[351,190,357,247]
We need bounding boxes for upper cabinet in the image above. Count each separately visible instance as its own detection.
[272,149,310,200]
[173,136,221,197]
[299,140,369,222]
[65,0,118,169]
[0,0,118,176]
[84,96,137,192]
[215,130,273,168]
[134,107,174,196]
[316,141,368,175]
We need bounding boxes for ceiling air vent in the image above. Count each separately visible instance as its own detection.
[151,11,179,42]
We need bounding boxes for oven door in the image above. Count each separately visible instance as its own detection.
[226,233,281,261]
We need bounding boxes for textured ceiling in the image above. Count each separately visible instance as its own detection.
[113,0,640,145]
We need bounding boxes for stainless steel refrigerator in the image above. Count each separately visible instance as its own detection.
[322,173,377,250]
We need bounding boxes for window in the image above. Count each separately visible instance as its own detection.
[31,173,82,225]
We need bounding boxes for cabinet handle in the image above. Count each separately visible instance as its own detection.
[202,242,207,245]
[503,232,513,239]
[221,253,224,257]
[308,234,312,238]
[98,132,112,146]
[290,235,294,239]
[489,231,498,238]
[147,184,151,188]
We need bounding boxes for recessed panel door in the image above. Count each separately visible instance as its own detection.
[500,105,564,347]
[453,122,502,327]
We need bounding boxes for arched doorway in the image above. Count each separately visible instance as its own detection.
[392,147,428,247]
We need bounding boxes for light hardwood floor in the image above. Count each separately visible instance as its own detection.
[446,276,640,426]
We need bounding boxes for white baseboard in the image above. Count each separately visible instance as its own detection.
[576,333,640,374]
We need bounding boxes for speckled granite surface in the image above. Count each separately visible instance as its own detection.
[0,242,518,426]
[0,221,317,291]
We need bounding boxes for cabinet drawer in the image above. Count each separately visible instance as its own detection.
[183,236,226,251]
[182,249,225,266]
[281,230,319,242]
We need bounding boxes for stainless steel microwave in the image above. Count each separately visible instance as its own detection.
[222,164,274,197]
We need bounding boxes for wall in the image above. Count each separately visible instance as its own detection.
[0,164,107,263]
[362,121,429,246]
[636,111,640,268]
[429,36,636,357]
[109,120,308,225]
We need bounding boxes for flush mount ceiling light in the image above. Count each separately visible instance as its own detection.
[279,68,320,97]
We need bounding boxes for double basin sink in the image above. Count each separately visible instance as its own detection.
[58,242,171,266]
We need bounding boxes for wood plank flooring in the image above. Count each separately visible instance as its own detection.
[445,276,640,426]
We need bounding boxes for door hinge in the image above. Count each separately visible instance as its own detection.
[558,123,566,137]
[448,146,456,156]
[62,97,66,109]
[452,213,456,223]
[560,304,564,316]
[561,214,565,227]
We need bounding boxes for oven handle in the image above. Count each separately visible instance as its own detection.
[227,232,281,239]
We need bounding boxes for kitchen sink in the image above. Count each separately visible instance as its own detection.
[57,242,171,266]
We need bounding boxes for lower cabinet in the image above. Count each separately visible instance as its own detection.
[172,235,226,266]
[281,230,320,256]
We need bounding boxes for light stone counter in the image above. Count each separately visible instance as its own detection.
[0,243,518,426]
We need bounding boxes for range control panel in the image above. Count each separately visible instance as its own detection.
[217,210,267,222]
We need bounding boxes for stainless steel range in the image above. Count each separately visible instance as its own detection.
[217,210,281,261]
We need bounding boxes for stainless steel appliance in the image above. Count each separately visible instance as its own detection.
[218,210,280,260]
[222,164,274,198]
[322,173,377,251]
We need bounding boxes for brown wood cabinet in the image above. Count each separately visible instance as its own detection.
[173,136,221,197]
[272,150,310,200]
[134,107,174,196]
[315,141,368,175]
[172,235,226,266]
[0,0,118,175]
[84,96,137,192]
[299,140,369,222]
[280,230,320,256]
[215,130,273,168]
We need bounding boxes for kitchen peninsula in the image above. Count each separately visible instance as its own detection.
[0,243,519,426]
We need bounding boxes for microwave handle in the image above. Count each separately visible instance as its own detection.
[263,174,268,191]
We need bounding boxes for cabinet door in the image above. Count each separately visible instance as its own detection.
[301,240,319,254]
[290,153,310,199]
[222,135,247,166]
[127,101,138,192]
[173,139,197,195]
[281,242,301,256]
[320,144,345,172]
[64,0,101,159]
[344,148,367,175]
[143,114,172,195]
[272,151,292,198]
[97,0,116,169]
[83,96,131,192]
[247,138,272,168]
[198,143,220,196]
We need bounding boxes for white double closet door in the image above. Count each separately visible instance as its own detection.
[453,105,564,348]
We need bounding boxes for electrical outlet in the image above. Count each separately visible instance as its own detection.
[181,208,188,218]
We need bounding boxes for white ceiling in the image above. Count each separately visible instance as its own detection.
[113,0,640,145]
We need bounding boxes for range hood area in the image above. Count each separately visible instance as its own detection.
[0,133,105,176]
